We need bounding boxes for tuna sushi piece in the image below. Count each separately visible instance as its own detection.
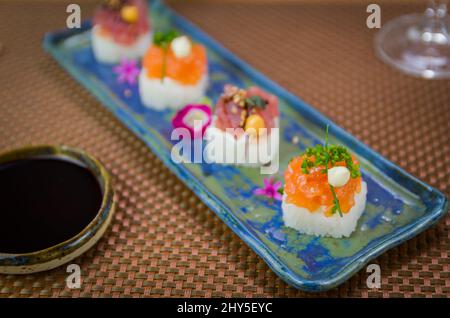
[204,85,279,166]
[92,0,152,64]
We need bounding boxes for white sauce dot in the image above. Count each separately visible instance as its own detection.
[171,36,192,58]
[327,166,350,187]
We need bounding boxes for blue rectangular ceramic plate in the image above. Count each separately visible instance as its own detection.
[43,0,448,291]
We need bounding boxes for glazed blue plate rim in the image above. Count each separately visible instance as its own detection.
[42,0,448,292]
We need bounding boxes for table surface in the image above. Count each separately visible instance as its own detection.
[0,0,448,298]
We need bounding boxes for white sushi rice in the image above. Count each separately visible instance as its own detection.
[91,25,151,64]
[282,181,367,238]
[138,70,208,110]
[204,118,279,166]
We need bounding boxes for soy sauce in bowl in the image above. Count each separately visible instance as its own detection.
[0,157,103,254]
[0,146,114,274]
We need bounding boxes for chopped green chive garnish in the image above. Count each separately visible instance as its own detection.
[153,30,179,81]
[299,125,361,217]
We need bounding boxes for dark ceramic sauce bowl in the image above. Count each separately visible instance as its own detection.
[0,145,114,274]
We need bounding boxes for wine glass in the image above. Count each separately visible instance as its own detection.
[375,0,450,79]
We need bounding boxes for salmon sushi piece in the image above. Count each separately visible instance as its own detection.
[282,133,367,238]
[139,32,208,110]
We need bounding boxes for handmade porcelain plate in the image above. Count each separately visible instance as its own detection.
[43,0,448,291]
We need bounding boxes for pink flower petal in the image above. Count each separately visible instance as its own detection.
[273,181,282,190]
[273,192,283,201]
[255,177,283,201]
[113,58,139,86]
[253,188,267,196]
[263,178,271,188]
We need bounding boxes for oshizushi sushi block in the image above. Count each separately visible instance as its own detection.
[205,85,279,166]
[139,31,208,110]
[282,134,367,238]
[92,0,151,64]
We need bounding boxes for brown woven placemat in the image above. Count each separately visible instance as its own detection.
[0,0,448,298]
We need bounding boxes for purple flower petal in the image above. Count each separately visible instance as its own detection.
[113,58,140,86]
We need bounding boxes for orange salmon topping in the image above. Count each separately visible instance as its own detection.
[284,155,362,217]
[142,44,207,85]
